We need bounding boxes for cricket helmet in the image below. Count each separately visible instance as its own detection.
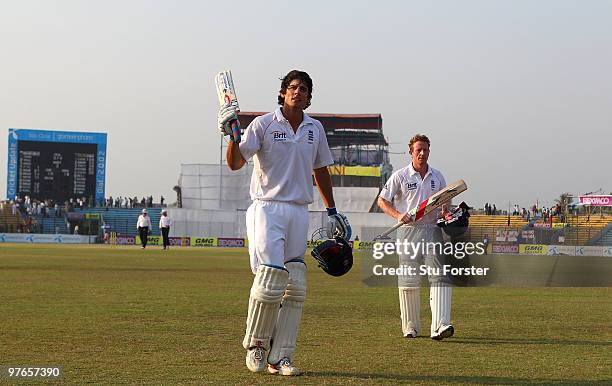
[437,201,471,238]
[310,227,353,277]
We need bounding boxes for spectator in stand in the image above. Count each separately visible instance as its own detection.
[136,209,152,249]
[159,209,172,250]
[492,204,496,215]
[160,195,165,206]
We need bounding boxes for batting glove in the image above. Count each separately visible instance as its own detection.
[218,104,239,137]
[326,207,352,240]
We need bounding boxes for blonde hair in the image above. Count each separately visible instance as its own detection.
[408,134,430,153]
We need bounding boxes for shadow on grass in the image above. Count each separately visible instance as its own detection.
[304,371,611,385]
[445,336,612,347]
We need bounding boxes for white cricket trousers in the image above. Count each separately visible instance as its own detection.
[246,200,309,273]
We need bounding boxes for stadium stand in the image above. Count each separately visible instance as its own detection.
[30,208,68,234]
[77,207,163,236]
[570,215,612,245]
[464,215,528,243]
[463,214,612,246]
[29,207,163,236]
[593,224,612,246]
[0,202,24,233]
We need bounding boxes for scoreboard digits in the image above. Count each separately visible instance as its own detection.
[7,129,107,204]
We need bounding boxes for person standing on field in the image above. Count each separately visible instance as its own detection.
[377,134,456,341]
[218,70,350,376]
[159,209,172,250]
[136,208,152,249]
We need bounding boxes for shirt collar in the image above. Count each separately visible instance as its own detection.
[274,107,314,128]
[408,162,430,178]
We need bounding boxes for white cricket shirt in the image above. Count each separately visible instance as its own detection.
[239,107,334,205]
[159,215,172,228]
[378,163,447,224]
[136,215,152,228]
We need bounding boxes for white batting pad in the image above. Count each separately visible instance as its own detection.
[268,261,307,364]
[430,284,452,335]
[399,287,421,336]
[243,265,289,350]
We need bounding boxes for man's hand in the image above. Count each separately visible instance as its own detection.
[326,208,352,240]
[218,104,238,136]
[397,212,414,224]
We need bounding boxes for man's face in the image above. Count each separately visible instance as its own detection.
[282,79,310,110]
[410,141,430,167]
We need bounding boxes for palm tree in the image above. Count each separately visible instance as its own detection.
[555,192,573,209]
[554,192,574,219]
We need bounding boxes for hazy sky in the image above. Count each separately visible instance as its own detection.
[1,0,611,209]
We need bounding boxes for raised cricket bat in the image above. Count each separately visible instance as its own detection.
[215,70,241,143]
[376,179,468,239]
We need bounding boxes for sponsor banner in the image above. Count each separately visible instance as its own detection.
[169,237,191,246]
[575,246,604,257]
[0,233,95,244]
[533,223,551,228]
[191,237,217,247]
[495,229,518,242]
[328,165,381,177]
[115,235,135,245]
[552,223,567,229]
[135,236,162,245]
[521,230,535,240]
[307,239,325,248]
[579,195,612,206]
[354,240,374,250]
[519,244,548,255]
[546,245,576,256]
[217,238,245,247]
[492,244,519,254]
[603,246,612,257]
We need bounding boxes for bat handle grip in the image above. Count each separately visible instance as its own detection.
[230,120,241,143]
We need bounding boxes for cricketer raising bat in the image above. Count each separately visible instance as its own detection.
[375,179,468,239]
[215,70,241,143]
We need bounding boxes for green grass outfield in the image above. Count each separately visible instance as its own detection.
[1,244,610,385]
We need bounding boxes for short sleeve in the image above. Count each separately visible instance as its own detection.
[238,118,262,161]
[313,123,334,169]
[379,172,400,203]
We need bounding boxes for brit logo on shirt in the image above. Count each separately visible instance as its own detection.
[308,130,314,143]
[431,180,436,191]
[272,131,287,142]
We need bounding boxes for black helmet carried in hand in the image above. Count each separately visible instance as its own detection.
[437,201,471,238]
[310,228,353,277]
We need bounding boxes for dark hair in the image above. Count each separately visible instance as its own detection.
[277,70,313,109]
[408,134,431,153]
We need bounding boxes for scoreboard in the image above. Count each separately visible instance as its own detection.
[7,129,107,204]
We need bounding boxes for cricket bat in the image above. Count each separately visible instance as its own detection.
[215,70,241,143]
[375,179,468,239]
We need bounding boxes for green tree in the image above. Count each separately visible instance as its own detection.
[555,192,573,208]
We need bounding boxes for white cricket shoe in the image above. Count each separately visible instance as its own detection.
[403,328,418,338]
[431,324,454,341]
[268,358,301,376]
[245,347,267,373]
